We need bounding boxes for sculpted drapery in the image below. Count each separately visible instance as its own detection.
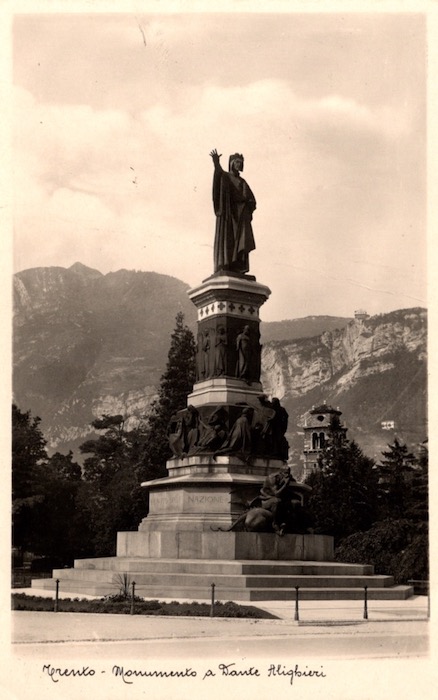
[210,150,256,274]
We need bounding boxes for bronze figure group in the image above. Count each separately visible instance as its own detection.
[168,397,289,463]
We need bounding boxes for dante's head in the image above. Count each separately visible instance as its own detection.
[229,153,244,172]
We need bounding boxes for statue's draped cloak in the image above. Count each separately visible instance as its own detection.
[212,166,256,274]
[220,413,252,453]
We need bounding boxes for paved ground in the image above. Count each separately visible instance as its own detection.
[12,586,429,623]
[11,588,430,656]
[12,610,429,656]
[7,591,434,700]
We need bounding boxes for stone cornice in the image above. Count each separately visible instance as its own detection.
[189,274,271,306]
[188,274,271,321]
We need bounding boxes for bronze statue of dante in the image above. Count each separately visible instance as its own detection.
[210,149,256,274]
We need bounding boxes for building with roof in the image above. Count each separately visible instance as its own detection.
[302,402,348,479]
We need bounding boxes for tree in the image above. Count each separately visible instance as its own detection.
[305,438,379,543]
[48,451,82,482]
[137,312,196,481]
[12,405,88,562]
[376,438,416,520]
[12,404,48,552]
[12,404,48,499]
[406,439,428,522]
[79,416,150,556]
[31,450,86,563]
[80,415,129,484]
[333,438,428,584]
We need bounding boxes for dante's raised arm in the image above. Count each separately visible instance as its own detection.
[209,149,222,167]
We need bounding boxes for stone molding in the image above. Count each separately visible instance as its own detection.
[189,274,271,322]
[187,377,264,406]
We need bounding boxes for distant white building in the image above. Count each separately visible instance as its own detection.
[354,309,369,321]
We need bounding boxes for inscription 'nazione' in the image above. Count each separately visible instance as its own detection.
[188,495,227,504]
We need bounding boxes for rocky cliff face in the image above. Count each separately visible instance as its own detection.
[262,310,426,399]
[262,308,427,465]
[13,264,427,466]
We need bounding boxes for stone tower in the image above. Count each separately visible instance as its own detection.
[302,403,348,479]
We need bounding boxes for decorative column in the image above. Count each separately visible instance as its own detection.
[188,272,271,406]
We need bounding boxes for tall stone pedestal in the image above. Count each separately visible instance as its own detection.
[138,455,288,533]
[136,273,289,537]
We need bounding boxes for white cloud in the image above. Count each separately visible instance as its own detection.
[13,54,425,319]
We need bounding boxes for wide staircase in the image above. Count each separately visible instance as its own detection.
[31,557,413,601]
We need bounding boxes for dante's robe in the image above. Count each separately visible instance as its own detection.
[212,166,256,274]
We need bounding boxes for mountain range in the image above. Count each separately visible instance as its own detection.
[13,264,427,468]
[262,308,427,468]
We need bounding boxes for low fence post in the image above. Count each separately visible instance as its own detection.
[130,581,136,615]
[210,583,215,617]
[54,579,60,613]
[294,586,300,621]
[363,585,368,620]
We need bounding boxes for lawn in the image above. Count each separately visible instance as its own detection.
[12,593,277,618]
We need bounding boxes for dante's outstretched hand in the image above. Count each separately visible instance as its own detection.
[210,149,222,166]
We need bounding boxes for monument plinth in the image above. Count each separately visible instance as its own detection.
[187,273,270,405]
[137,455,288,534]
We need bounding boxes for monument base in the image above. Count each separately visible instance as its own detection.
[139,455,299,532]
[117,530,334,561]
[31,537,414,600]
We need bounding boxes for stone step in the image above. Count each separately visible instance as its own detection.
[30,578,413,601]
[72,557,374,577]
[245,586,414,601]
[241,563,375,576]
[30,553,412,602]
[31,579,115,596]
[48,568,394,589]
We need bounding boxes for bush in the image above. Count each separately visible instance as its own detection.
[11,593,277,618]
[335,519,428,584]
[396,532,429,583]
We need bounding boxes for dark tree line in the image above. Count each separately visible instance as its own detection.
[12,312,196,562]
[12,402,89,563]
[305,434,428,583]
[305,438,378,542]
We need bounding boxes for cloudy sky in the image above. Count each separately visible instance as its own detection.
[12,9,427,322]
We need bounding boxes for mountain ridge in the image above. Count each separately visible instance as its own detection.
[13,265,427,465]
[260,315,352,343]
